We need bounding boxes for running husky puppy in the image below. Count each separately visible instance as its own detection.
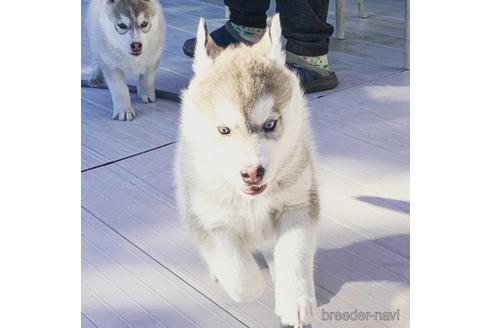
[86,0,165,120]
[175,15,320,327]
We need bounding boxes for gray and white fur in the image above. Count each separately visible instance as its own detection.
[175,15,320,328]
[86,0,165,120]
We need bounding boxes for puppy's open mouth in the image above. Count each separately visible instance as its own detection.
[131,51,142,56]
[241,184,267,196]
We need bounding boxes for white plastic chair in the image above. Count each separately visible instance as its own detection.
[335,0,410,70]
[335,0,368,40]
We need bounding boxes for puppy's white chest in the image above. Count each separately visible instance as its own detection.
[193,194,278,243]
[117,55,149,75]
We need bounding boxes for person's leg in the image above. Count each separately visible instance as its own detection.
[182,0,269,56]
[277,0,334,69]
[274,0,338,92]
[225,0,269,42]
[225,0,269,28]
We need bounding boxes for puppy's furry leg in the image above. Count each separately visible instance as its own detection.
[137,68,157,104]
[88,58,105,88]
[274,209,318,328]
[101,64,135,121]
[200,232,265,302]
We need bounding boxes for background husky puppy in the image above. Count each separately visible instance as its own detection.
[87,0,165,120]
[175,15,320,328]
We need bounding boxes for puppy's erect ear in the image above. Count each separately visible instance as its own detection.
[193,18,221,75]
[256,14,285,65]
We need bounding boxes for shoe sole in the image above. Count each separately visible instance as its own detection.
[183,45,194,58]
[302,72,339,93]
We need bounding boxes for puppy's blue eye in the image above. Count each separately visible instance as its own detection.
[264,120,277,132]
[118,23,128,29]
[217,126,231,135]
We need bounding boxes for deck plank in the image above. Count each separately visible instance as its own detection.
[82,313,99,328]
[81,87,179,171]
[82,208,247,328]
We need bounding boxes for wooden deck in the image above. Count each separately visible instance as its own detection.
[81,0,409,327]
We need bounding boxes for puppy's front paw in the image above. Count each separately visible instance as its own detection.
[276,292,315,328]
[218,266,265,303]
[138,88,156,104]
[228,272,265,303]
[139,93,156,104]
[113,107,136,121]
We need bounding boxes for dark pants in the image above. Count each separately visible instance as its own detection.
[224,0,333,56]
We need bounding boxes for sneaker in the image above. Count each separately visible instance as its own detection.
[182,21,339,93]
[285,51,339,93]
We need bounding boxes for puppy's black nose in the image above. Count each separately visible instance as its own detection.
[241,166,265,184]
[131,42,142,52]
